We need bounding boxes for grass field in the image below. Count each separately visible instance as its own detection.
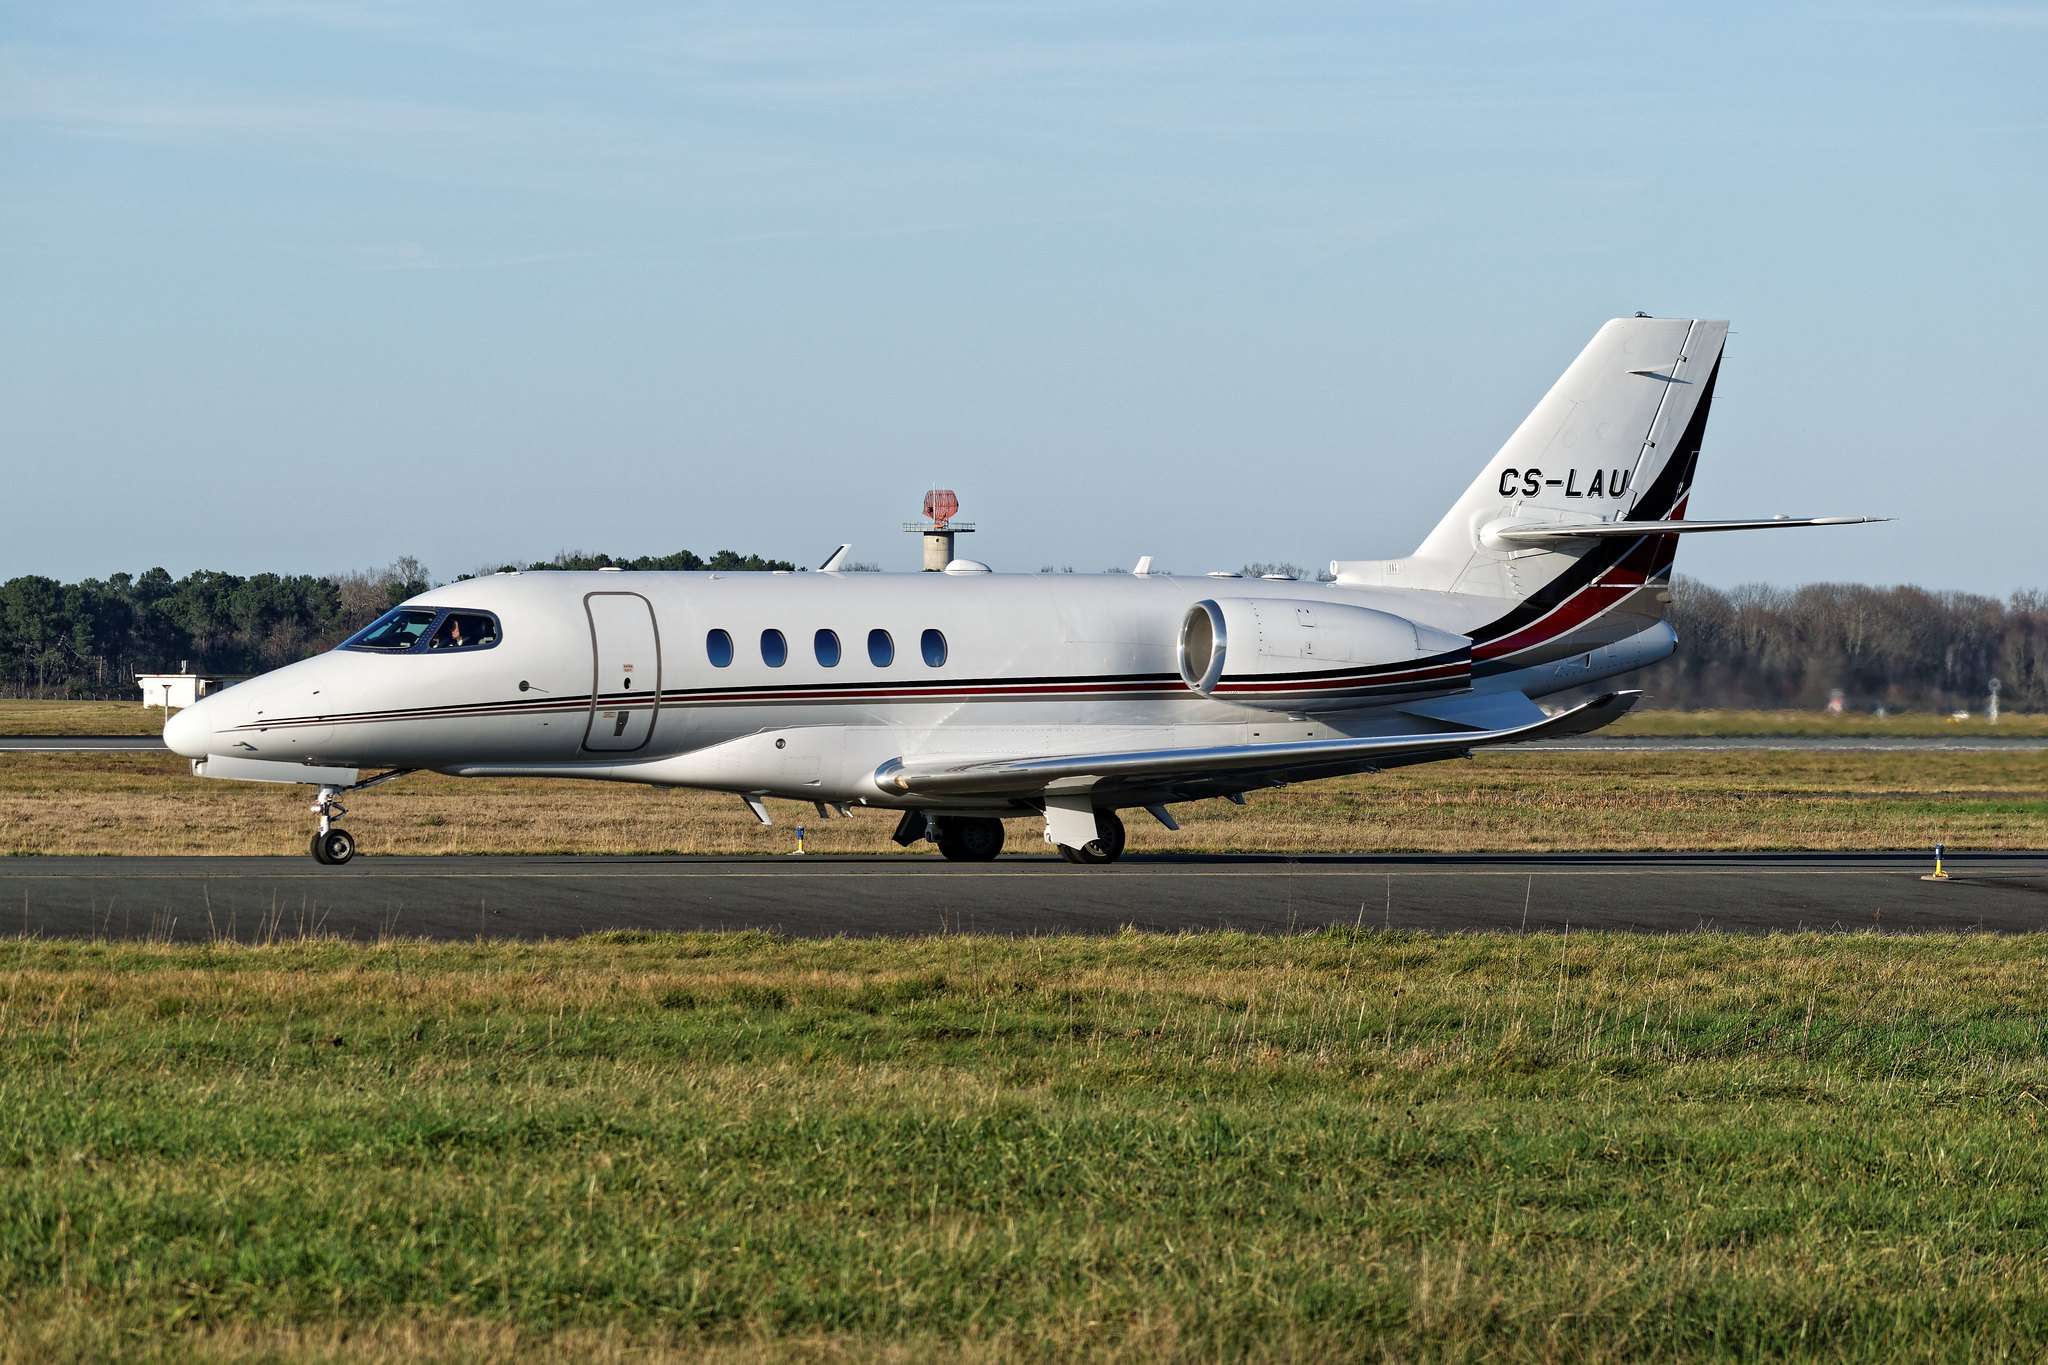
[2,749,2044,857]
[1611,707,2048,738]
[0,698,165,735]
[4,931,2047,1359]
[3,698,2045,739]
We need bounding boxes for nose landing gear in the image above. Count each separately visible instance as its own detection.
[305,770,414,865]
[310,788,355,865]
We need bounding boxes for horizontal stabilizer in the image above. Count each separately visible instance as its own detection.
[1491,515,1886,544]
[879,691,1641,798]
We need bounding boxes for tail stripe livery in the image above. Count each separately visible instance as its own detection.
[1462,354,1719,667]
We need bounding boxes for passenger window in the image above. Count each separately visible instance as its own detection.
[814,629,841,667]
[867,628,894,667]
[921,628,947,667]
[761,629,788,667]
[429,612,497,650]
[707,629,734,668]
[342,607,439,652]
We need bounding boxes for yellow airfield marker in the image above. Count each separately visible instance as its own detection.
[1921,843,1949,882]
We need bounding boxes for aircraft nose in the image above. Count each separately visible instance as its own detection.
[163,700,214,759]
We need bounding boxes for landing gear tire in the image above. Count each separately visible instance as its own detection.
[312,828,356,866]
[937,817,1005,862]
[304,774,414,866]
[1059,810,1126,865]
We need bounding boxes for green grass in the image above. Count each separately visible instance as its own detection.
[5,931,2048,1360]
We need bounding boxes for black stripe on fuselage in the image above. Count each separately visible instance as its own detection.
[229,653,1479,732]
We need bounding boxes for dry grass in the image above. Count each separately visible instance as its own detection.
[0,698,165,735]
[1,749,2042,856]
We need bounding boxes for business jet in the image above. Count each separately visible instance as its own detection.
[165,316,1880,865]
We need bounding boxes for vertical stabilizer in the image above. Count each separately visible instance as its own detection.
[1334,317,1727,597]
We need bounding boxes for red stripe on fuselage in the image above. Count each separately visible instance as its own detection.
[1212,659,1471,694]
[1473,568,1650,661]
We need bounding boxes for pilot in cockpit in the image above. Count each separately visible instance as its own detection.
[426,612,497,650]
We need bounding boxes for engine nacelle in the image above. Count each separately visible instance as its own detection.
[1178,597,1472,711]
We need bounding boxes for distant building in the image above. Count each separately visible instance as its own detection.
[136,666,243,710]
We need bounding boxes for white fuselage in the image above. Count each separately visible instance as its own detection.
[165,567,1673,813]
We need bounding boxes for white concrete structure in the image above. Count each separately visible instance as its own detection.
[137,672,240,709]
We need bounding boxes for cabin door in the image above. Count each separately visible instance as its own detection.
[583,592,661,752]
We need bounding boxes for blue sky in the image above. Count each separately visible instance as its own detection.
[3,2,2041,591]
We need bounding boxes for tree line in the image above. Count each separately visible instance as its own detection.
[1633,580,2042,713]
[0,551,794,697]
[1,558,2037,712]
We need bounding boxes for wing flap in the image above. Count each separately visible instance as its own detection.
[880,691,1641,798]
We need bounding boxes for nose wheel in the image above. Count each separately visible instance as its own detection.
[311,826,356,865]
[305,770,413,865]
[309,787,356,865]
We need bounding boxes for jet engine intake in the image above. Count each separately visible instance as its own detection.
[1178,597,1472,711]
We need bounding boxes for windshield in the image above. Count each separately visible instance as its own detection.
[341,606,502,654]
[341,607,440,652]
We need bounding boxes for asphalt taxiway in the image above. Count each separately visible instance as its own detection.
[5,852,2045,942]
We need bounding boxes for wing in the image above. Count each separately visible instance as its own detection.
[877,690,1640,801]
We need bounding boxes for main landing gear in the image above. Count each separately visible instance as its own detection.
[1055,810,1126,865]
[935,816,1005,862]
[893,809,1126,864]
[306,770,413,865]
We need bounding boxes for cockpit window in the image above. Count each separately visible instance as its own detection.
[341,608,439,652]
[340,607,501,654]
[429,612,498,650]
